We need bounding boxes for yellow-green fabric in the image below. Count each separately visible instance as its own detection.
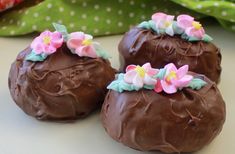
[0,0,234,36]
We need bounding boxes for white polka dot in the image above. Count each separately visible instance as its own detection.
[105,31,110,35]
[106,19,111,24]
[94,4,99,10]
[94,29,99,33]
[152,6,157,11]
[57,20,63,24]
[21,22,26,27]
[206,9,211,13]
[70,11,75,16]
[118,22,123,27]
[129,25,134,29]
[45,16,51,21]
[81,26,87,31]
[71,0,76,4]
[181,3,187,7]
[118,0,123,3]
[221,11,227,16]
[214,2,219,7]
[10,30,15,35]
[141,3,146,8]
[230,19,235,22]
[106,7,111,12]
[2,26,6,30]
[69,23,75,28]
[9,19,14,24]
[141,15,146,20]
[130,0,134,5]
[81,14,87,19]
[59,7,64,12]
[25,10,29,15]
[47,3,52,9]
[129,12,134,18]
[231,3,235,7]
[17,21,20,25]
[118,10,123,15]
[82,2,87,7]
[32,25,37,30]
[232,25,235,30]
[33,12,39,17]
[94,16,99,21]
[196,4,202,9]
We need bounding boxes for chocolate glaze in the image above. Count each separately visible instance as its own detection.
[101,73,226,153]
[8,43,115,121]
[119,27,222,83]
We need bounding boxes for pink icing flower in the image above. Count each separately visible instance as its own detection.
[151,12,175,36]
[177,14,205,39]
[67,32,98,58]
[124,63,158,88]
[31,30,63,55]
[155,63,193,94]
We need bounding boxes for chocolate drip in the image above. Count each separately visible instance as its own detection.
[119,27,222,83]
[9,43,115,121]
[101,73,226,153]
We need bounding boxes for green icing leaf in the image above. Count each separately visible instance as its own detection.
[53,23,69,41]
[25,50,47,62]
[187,78,207,90]
[172,21,184,35]
[188,36,201,42]
[202,34,213,42]
[95,48,111,59]
[138,21,151,29]
[107,73,155,93]
[153,68,166,79]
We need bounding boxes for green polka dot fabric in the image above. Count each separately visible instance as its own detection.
[0,0,234,36]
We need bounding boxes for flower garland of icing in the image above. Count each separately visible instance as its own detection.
[26,23,110,62]
[138,12,213,42]
[107,63,207,94]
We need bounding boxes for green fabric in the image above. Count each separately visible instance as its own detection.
[0,0,234,37]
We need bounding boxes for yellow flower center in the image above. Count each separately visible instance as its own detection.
[43,36,51,45]
[135,66,145,78]
[164,21,171,27]
[166,71,177,82]
[82,39,92,46]
[192,21,202,30]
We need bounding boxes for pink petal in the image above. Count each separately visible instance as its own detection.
[84,45,98,58]
[142,62,152,70]
[151,12,168,22]
[164,63,177,74]
[67,38,83,49]
[177,14,194,29]
[40,30,51,37]
[143,75,156,85]
[124,70,137,84]
[75,46,97,58]
[133,75,144,88]
[126,65,137,72]
[176,65,189,79]
[161,80,177,94]
[171,75,193,88]
[70,32,85,40]
[51,38,63,48]
[154,79,163,93]
[185,27,205,39]
[166,15,174,22]
[33,43,44,54]
[142,63,158,76]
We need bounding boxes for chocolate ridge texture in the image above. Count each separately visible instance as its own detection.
[118,27,222,83]
[101,73,226,153]
[9,43,115,121]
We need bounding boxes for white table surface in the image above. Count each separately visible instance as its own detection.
[0,24,235,154]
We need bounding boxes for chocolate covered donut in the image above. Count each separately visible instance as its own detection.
[102,63,226,153]
[118,12,221,83]
[8,24,115,121]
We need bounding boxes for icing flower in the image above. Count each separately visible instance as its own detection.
[30,30,63,55]
[67,32,98,58]
[177,14,205,39]
[124,63,158,88]
[151,12,175,36]
[156,63,193,94]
